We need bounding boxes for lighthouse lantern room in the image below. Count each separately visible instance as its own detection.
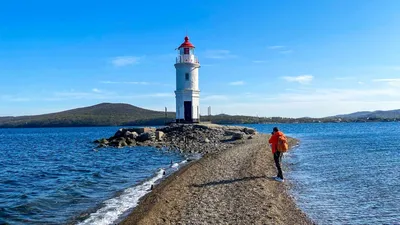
[174,36,200,123]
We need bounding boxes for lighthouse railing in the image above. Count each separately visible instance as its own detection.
[176,55,199,64]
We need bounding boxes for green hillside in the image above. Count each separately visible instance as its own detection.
[1,103,399,128]
[0,103,175,128]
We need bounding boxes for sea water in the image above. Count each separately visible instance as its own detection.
[1,124,399,224]
[0,127,185,225]
[249,122,400,224]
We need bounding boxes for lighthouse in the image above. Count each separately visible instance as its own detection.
[174,36,200,123]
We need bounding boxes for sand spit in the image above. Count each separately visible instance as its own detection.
[120,133,314,225]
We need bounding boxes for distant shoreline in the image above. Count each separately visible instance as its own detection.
[0,120,399,129]
[1,103,399,128]
[120,134,313,225]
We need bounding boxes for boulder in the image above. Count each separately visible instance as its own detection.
[126,138,136,146]
[127,127,156,135]
[95,138,109,145]
[96,143,108,148]
[116,137,126,142]
[224,130,237,136]
[204,138,210,143]
[113,128,126,138]
[125,131,138,140]
[155,131,164,141]
[118,140,128,148]
[136,132,155,142]
[232,132,244,140]
[193,124,209,130]
[243,128,256,135]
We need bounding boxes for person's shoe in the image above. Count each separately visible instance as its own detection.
[274,177,284,182]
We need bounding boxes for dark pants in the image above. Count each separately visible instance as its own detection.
[274,151,283,179]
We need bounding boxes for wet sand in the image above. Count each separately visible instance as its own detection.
[120,134,314,225]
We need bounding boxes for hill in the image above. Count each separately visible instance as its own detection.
[335,109,400,119]
[0,103,175,128]
[1,104,399,128]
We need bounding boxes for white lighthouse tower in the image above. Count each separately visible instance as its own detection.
[174,36,200,123]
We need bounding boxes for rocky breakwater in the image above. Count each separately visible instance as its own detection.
[94,124,258,154]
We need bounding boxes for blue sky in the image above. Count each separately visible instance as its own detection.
[1,0,400,117]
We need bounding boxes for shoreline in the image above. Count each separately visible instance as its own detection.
[72,154,201,225]
[120,133,314,225]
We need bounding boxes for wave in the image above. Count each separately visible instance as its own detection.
[77,158,189,225]
[77,168,164,225]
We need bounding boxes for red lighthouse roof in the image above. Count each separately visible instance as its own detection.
[177,36,195,49]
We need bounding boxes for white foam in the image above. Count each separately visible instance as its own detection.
[171,163,179,168]
[77,169,165,225]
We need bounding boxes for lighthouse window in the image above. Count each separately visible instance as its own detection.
[185,73,189,80]
[184,48,189,54]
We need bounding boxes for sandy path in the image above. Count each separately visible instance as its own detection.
[121,134,313,225]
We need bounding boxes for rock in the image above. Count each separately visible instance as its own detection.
[244,128,256,135]
[113,128,126,138]
[117,140,128,148]
[136,132,155,142]
[94,124,257,154]
[232,132,244,140]
[127,127,156,135]
[193,124,209,130]
[224,130,237,136]
[96,143,108,148]
[95,138,109,145]
[125,131,138,140]
[126,138,136,146]
[116,137,126,142]
[155,131,164,141]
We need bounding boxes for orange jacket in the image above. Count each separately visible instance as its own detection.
[269,131,285,154]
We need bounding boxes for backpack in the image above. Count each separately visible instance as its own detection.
[277,135,289,153]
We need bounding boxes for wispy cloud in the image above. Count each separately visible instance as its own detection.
[229,81,245,86]
[101,81,150,85]
[268,46,285,50]
[279,50,293,54]
[46,90,175,101]
[92,88,102,93]
[199,87,400,117]
[204,50,237,59]
[268,45,293,54]
[282,75,314,84]
[111,56,142,67]
[0,95,31,102]
[373,78,400,87]
[252,60,268,63]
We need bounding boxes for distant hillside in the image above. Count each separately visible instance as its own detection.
[335,109,400,119]
[1,104,399,128]
[0,103,175,128]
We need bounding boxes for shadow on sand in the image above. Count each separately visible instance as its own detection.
[192,176,276,188]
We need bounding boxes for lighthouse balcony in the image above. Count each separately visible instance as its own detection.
[176,55,199,64]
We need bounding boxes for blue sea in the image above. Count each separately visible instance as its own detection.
[0,123,399,224]
[249,122,400,225]
[0,127,187,225]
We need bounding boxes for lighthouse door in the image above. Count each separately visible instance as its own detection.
[184,101,192,122]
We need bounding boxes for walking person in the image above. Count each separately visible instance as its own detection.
[269,127,286,182]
